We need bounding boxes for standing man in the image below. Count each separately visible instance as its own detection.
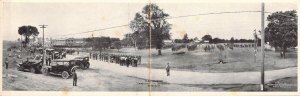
[165,63,170,76]
[90,52,92,59]
[48,57,52,66]
[5,57,8,69]
[73,70,77,86]
[45,57,49,66]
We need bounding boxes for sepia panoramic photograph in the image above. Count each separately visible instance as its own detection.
[1,0,298,95]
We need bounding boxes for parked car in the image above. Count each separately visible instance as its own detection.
[17,55,43,73]
[73,56,90,69]
[42,59,79,79]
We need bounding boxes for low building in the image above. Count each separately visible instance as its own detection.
[52,38,66,47]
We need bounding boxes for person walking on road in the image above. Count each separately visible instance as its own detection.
[73,70,78,86]
[165,63,170,76]
[5,57,8,69]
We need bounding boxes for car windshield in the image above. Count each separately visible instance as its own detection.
[35,56,42,60]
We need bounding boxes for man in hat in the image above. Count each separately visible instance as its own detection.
[73,70,78,86]
[5,57,8,69]
[165,63,170,76]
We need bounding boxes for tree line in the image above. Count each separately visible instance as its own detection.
[17,4,296,58]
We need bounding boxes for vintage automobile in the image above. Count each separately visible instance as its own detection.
[42,59,79,79]
[53,51,61,59]
[73,56,90,69]
[17,55,43,73]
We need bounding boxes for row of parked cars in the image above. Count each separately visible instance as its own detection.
[17,51,90,79]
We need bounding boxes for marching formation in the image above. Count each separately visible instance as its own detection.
[90,52,142,67]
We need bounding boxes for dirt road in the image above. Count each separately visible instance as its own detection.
[87,56,297,84]
[2,54,297,91]
[2,60,215,91]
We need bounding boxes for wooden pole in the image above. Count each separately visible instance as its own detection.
[39,24,47,66]
[260,2,265,91]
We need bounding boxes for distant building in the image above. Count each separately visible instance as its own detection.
[37,37,52,47]
[52,38,66,47]
[203,40,210,43]
[232,43,256,48]
[265,42,275,51]
[66,38,85,47]
[193,40,201,43]
[163,40,173,44]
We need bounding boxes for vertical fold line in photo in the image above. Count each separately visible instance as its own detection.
[148,0,152,95]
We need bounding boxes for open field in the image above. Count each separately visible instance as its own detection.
[98,47,297,73]
[2,41,297,91]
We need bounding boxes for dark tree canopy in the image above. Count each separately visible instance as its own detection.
[201,35,212,43]
[129,3,172,55]
[230,37,235,43]
[265,10,297,58]
[18,25,39,47]
[112,41,122,51]
[182,33,189,43]
[85,37,119,51]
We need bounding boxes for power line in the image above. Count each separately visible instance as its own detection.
[167,11,271,19]
[53,10,273,37]
[57,24,128,37]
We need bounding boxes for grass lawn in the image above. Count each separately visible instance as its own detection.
[104,47,297,73]
[3,40,297,73]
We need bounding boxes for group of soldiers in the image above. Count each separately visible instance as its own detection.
[90,52,142,67]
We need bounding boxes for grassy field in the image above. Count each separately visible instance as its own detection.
[105,46,297,73]
[3,40,297,73]
[2,41,297,91]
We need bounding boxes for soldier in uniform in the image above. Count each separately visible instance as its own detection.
[48,57,52,66]
[73,70,77,86]
[5,57,8,69]
[46,57,49,66]
[165,63,170,76]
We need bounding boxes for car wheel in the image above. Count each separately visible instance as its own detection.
[42,68,49,75]
[86,63,90,69]
[30,67,35,73]
[61,71,69,79]
[36,65,43,73]
[17,66,23,71]
[79,64,85,69]
[71,66,78,72]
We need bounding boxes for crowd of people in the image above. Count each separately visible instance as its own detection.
[90,52,142,67]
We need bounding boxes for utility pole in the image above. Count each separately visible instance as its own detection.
[260,2,265,91]
[253,30,257,63]
[21,35,22,51]
[39,24,48,66]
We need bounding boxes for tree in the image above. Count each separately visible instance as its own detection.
[194,37,199,41]
[129,13,148,49]
[230,37,235,43]
[201,35,212,43]
[18,25,39,48]
[212,37,225,43]
[85,37,112,52]
[265,10,297,58]
[182,33,189,43]
[112,41,122,51]
[129,3,171,55]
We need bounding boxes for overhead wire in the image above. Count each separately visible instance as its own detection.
[52,10,274,38]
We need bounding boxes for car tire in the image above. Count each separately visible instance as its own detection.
[61,71,69,79]
[71,66,78,72]
[42,68,49,75]
[78,63,84,70]
[30,67,35,73]
[17,66,23,71]
[86,63,90,69]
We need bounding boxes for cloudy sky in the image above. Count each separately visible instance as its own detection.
[2,0,297,41]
